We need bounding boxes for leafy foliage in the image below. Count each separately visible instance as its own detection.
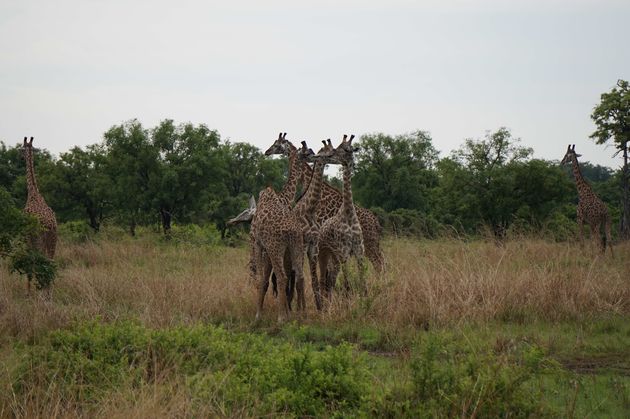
[0,186,57,288]
[590,79,630,239]
[12,322,369,416]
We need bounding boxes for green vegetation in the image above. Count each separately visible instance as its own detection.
[0,187,56,289]
[1,234,628,417]
[3,317,628,417]
[0,119,624,241]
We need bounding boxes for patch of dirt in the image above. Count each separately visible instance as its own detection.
[558,354,630,376]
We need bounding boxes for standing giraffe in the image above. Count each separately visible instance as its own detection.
[264,132,301,206]
[297,148,385,275]
[317,135,365,301]
[22,136,58,291]
[266,132,384,275]
[251,186,305,322]
[561,144,613,255]
[291,140,335,310]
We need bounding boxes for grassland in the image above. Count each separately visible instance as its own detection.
[0,231,628,417]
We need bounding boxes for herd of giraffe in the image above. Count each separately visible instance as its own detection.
[18,137,614,311]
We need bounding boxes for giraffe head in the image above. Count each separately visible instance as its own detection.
[331,134,359,170]
[560,144,581,165]
[296,141,315,163]
[21,136,34,158]
[227,196,256,225]
[312,139,336,163]
[264,132,295,156]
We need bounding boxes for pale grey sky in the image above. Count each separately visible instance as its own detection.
[1,0,628,167]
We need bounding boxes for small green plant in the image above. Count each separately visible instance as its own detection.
[408,333,553,417]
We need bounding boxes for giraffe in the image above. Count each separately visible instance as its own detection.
[22,136,58,291]
[264,132,301,207]
[265,132,381,269]
[291,140,336,310]
[561,144,613,255]
[251,186,305,322]
[297,147,385,275]
[227,196,296,307]
[317,135,365,301]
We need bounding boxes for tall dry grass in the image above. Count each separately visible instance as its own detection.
[0,236,627,342]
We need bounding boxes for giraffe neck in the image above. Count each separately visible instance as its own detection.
[24,148,40,198]
[279,147,299,206]
[571,156,593,199]
[341,162,357,223]
[301,159,325,216]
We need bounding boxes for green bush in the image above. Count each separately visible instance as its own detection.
[1,187,56,289]
[168,224,222,246]
[407,333,552,417]
[58,221,95,243]
[542,207,577,242]
[12,322,369,417]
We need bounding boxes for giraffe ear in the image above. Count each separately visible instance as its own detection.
[249,195,257,211]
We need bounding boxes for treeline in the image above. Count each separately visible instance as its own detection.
[0,121,622,240]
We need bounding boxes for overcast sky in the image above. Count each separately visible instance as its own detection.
[1,0,628,167]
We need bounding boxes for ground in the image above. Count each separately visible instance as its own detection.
[0,230,628,417]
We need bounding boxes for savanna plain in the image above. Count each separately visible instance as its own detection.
[0,228,628,418]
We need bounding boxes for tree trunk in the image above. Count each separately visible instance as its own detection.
[621,142,630,240]
[160,209,172,237]
[129,218,136,237]
[87,208,100,232]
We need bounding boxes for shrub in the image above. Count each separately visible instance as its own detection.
[58,221,95,243]
[407,333,553,417]
[11,322,369,417]
[168,224,222,246]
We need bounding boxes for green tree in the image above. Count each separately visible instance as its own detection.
[441,128,534,236]
[151,120,224,234]
[51,145,112,231]
[353,131,438,211]
[103,120,159,235]
[590,79,630,239]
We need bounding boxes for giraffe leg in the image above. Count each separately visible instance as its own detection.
[340,262,351,297]
[355,255,367,297]
[327,257,342,298]
[318,250,331,303]
[283,253,294,310]
[589,223,601,254]
[366,245,385,277]
[307,250,322,311]
[288,243,305,313]
[605,218,614,257]
[269,253,290,323]
[577,217,584,247]
[255,250,271,321]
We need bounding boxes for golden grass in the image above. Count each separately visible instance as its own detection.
[1,236,628,342]
[0,235,628,418]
